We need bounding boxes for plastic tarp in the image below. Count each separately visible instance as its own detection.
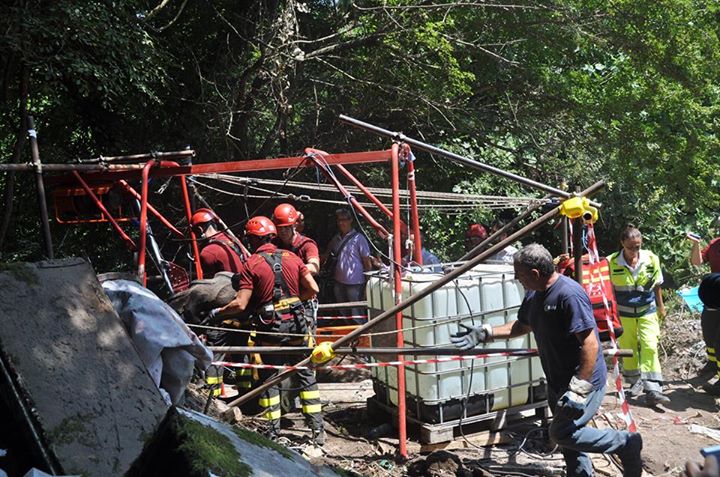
[677,286,703,313]
[102,279,213,405]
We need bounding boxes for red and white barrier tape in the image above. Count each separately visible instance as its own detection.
[212,350,538,371]
[586,224,637,432]
[316,315,368,321]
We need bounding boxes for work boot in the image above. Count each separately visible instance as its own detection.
[311,427,326,446]
[618,432,643,477]
[645,390,671,406]
[702,381,720,396]
[625,380,644,398]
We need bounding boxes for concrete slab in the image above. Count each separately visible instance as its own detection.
[0,259,168,477]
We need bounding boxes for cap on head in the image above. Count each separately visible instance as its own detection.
[272,203,299,227]
[246,216,277,237]
[190,208,218,230]
[466,223,488,240]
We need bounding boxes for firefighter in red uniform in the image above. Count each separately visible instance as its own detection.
[271,203,320,275]
[190,208,246,278]
[214,216,325,444]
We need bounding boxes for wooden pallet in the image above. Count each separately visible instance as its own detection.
[367,396,549,444]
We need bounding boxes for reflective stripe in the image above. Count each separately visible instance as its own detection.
[710,355,717,363]
[302,404,322,414]
[236,369,252,376]
[206,376,222,385]
[300,390,320,400]
[263,410,281,420]
[210,387,222,397]
[708,347,716,354]
[617,304,654,317]
[236,382,253,389]
[259,395,281,407]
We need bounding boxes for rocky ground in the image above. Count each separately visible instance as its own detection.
[192,303,720,476]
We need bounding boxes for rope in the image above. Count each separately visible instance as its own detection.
[190,174,546,209]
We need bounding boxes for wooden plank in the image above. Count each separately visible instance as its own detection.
[419,430,510,452]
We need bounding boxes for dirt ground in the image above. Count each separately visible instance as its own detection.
[198,307,720,476]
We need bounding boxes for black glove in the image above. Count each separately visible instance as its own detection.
[450,323,493,350]
[203,307,223,324]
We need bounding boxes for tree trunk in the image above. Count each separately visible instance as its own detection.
[0,65,29,253]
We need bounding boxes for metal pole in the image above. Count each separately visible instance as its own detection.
[573,218,584,285]
[222,180,606,413]
[208,346,633,358]
[334,163,399,226]
[403,144,423,264]
[72,172,136,250]
[27,116,53,258]
[305,149,389,238]
[137,160,155,285]
[391,143,407,457]
[339,115,601,208]
[180,175,204,279]
[561,217,569,255]
[117,180,184,238]
[75,149,195,164]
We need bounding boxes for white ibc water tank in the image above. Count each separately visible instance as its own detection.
[367,264,545,416]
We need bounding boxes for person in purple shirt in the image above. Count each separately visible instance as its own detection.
[322,208,379,322]
[451,243,643,476]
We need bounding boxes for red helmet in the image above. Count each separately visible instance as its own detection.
[466,223,488,240]
[246,216,277,237]
[190,208,218,229]
[272,203,299,227]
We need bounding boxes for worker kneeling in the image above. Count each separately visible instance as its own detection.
[211,216,325,445]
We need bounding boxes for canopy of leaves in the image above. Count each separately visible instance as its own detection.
[0,0,717,284]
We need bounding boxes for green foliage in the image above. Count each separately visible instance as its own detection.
[0,0,717,287]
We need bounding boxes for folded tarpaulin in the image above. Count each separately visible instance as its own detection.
[677,286,703,313]
[102,279,213,405]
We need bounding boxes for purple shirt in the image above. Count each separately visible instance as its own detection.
[328,230,371,285]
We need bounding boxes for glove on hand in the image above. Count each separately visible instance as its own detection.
[205,307,223,323]
[556,376,594,420]
[450,323,493,350]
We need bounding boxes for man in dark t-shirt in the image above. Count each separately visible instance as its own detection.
[452,243,643,476]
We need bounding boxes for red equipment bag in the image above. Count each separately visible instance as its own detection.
[557,255,623,342]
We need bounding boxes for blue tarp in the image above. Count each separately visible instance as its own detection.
[677,286,704,313]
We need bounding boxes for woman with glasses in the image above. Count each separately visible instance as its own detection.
[608,224,669,406]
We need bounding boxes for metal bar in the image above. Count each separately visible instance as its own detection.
[137,160,155,285]
[33,150,394,183]
[391,143,407,457]
[76,150,195,164]
[208,346,632,357]
[27,116,53,258]
[181,175,204,279]
[72,171,136,250]
[317,301,366,310]
[305,149,390,239]
[117,180,184,238]
[573,218,583,285]
[334,163,397,224]
[133,199,173,292]
[339,115,600,207]
[222,180,605,414]
[403,145,423,264]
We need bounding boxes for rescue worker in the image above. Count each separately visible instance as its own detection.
[608,224,669,406]
[213,216,324,444]
[191,208,246,278]
[688,228,720,395]
[190,208,252,396]
[451,243,643,476]
[271,203,320,275]
[465,223,488,252]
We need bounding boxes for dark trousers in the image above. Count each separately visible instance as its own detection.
[702,308,720,379]
[256,317,323,433]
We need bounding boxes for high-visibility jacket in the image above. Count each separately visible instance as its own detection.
[607,249,662,318]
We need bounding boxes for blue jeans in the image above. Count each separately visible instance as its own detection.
[549,384,634,476]
[332,282,366,324]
